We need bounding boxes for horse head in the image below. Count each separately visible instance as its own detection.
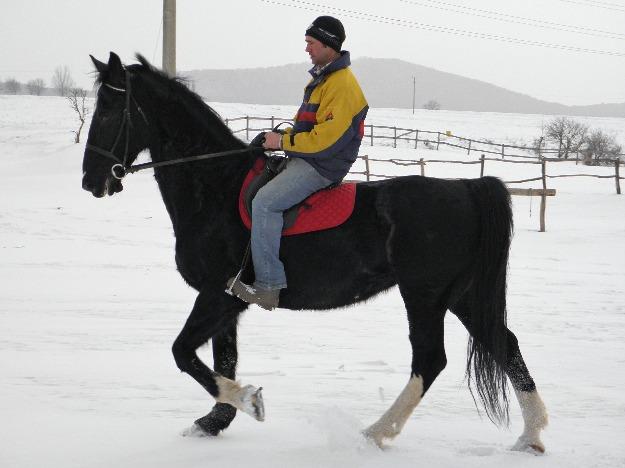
[82,52,150,197]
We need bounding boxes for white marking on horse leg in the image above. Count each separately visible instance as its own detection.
[512,389,548,453]
[363,375,424,447]
[214,376,265,421]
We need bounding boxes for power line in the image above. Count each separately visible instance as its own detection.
[557,0,625,13]
[152,17,163,64]
[399,0,625,40]
[0,69,54,73]
[261,0,625,57]
[583,0,625,6]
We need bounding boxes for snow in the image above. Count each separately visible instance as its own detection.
[1,95,624,467]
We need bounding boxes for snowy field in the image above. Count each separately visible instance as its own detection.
[1,95,624,468]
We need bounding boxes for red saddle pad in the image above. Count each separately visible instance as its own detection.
[238,158,357,236]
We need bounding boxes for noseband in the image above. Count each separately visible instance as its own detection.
[86,69,149,180]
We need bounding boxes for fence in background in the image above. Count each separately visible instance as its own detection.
[226,115,625,161]
[226,116,623,232]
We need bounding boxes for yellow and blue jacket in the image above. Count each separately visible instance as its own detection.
[281,51,368,182]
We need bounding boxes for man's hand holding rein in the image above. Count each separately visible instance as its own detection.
[262,131,283,151]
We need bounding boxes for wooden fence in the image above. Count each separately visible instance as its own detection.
[355,155,623,231]
[225,115,625,161]
[225,116,624,232]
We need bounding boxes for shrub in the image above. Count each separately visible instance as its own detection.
[582,129,622,165]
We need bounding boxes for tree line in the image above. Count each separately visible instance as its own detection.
[0,65,90,144]
[0,65,79,96]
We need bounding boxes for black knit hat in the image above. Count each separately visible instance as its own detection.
[305,16,345,52]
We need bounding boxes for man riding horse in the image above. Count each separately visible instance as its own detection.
[228,16,368,310]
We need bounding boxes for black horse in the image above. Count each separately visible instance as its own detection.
[82,53,548,452]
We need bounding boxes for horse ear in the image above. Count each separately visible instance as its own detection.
[90,55,108,74]
[107,52,125,83]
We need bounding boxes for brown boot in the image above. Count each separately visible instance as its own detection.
[226,277,280,311]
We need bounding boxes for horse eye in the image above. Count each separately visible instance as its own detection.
[96,95,110,110]
[97,94,121,115]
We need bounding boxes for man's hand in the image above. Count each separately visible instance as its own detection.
[262,132,282,150]
[249,132,266,148]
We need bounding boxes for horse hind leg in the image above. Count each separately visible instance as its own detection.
[362,375,425,448]
[451,300,548,453]
[507,343,548,453]
[363,297,447,447]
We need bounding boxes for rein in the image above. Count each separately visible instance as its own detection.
[126,148,254,174]
[86,69,253,180]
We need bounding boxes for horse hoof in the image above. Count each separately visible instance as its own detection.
[238,385,265,422]
[512,437,545,454]
[362,432,385,449]
[181,423,215,438]
[529,444,545,454]
[361,425,395,449]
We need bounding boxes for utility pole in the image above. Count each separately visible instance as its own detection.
[163,0,176,77]
[412,76,416,114]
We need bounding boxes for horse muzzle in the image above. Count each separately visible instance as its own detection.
[82,173,124,198]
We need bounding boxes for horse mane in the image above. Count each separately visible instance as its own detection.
[103,55,251,220]
[129,54,246,152]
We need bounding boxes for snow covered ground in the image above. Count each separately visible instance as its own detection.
[1,95,624,467]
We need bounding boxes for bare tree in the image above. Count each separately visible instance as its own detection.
[67,87,89,143]
[531,136,545,157]
[52,65,75,96]
[4,78,21,94]
[582,129,622,165]
[563,119,588,159]
[544,117,566,157]
[544,117,588,159]
[26,78,46,95]
[423,99,441,110]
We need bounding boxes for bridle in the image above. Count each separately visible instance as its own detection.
[86,69,150,180]
[86,68,254,180]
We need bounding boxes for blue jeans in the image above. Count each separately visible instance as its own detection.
[251,157,333,290]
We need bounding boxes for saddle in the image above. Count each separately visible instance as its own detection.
[238,157,357,236]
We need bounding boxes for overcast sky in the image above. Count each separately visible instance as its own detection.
[2,0,624,106]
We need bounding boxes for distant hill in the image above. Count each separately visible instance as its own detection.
[184,57,625,118]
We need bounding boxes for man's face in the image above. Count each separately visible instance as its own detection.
[305,36,334,66]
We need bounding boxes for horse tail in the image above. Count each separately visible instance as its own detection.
[462,176,513,426]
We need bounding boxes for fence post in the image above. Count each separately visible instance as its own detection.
[467,139,472,155]
[436,132,441,150]
[370,125,374,146]
[540,159,547,232]
[414,130,419,149]
[245,116,250,141]
[501,144,505,159]
[393,127,397,148]
[364,154,370,182]
[420,158,425,176]
[616,159,621,195]
[480,154,485,177]
[271,116,275,130]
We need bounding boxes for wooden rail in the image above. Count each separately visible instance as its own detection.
[227,115,624,161]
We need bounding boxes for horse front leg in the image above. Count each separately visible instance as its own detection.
[193,322,240,435]
[172,287,264,436]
